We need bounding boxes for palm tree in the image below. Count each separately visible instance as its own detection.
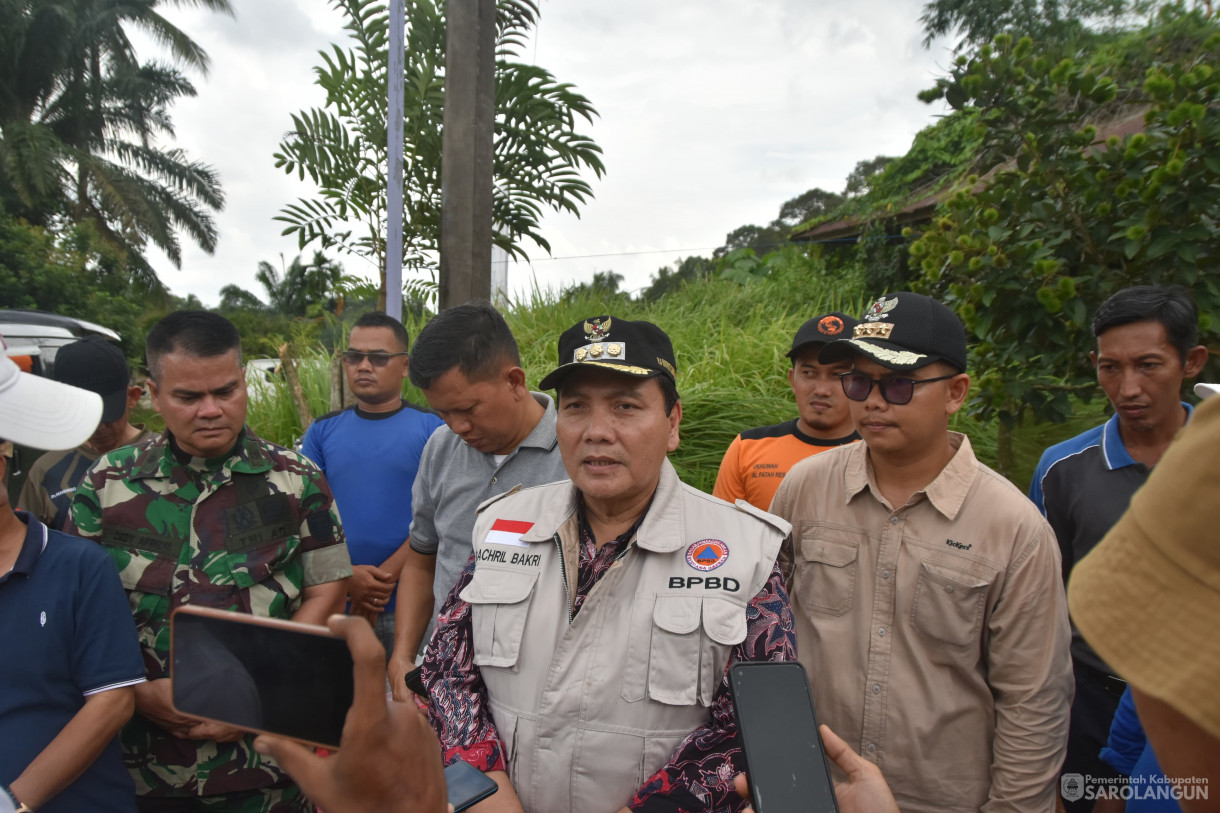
[221,252,344,317]
[0,0,232,290]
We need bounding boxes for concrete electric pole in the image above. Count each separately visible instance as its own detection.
[438,0,496,310]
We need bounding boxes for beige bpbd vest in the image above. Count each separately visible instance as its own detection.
[461,459,789,813]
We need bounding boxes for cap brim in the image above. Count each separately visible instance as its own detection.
[1194,383,1220,401]
[0,369,103,450]
[818,337,933,372]
[1070,510,1220,740]
[539,360,665,391]
[786,340,829,360]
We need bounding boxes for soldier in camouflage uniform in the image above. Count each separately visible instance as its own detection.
[67,312,352,812]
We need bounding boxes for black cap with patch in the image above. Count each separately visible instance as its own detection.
[53,336,130,422]
[787,311,861,359]
[539,316,678,390]
[819,292,968,373]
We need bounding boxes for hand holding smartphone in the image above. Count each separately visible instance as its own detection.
[730,661,840,813]
[171,606,354,749]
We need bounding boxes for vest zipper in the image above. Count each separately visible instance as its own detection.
[554,533,572,624]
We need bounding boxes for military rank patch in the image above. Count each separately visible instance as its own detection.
[685,539,729,572]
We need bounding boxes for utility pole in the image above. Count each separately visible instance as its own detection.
[439,0,496,310]
[385,0,405,320]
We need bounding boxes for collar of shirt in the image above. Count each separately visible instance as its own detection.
[517,391,559,452]
[845,431,979,520]
[520,458,690,554]
[1100,401,1194,471]
[1,511,48,584]
[132,427,274,481]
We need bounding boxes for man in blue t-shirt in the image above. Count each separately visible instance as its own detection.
[301,312,443,652]
[1029,285,1207,812]
[0,354,145,813]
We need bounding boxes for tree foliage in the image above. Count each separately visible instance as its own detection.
[219,252,343,317]
[910,7,1220,427]
[274,0,605,303]
[920,0,1145,51]
[0,0,230,288]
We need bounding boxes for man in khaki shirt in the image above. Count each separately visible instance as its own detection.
[770,292,1072,813]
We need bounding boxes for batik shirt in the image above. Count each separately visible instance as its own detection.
[423,510,795,813]
[67,429,352,798]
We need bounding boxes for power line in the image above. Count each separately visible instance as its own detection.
[515,247,721,264]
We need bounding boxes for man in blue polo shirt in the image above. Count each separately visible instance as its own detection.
[301,311,443,653]
[0,354,145,813]
[1029,285,1207,812]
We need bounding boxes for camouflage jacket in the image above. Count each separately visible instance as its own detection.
[68,428,352,798]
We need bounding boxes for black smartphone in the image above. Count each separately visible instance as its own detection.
[405,665,429,699]
[729,661,839,813]
[170,606,354,749]
[445,759,499,812]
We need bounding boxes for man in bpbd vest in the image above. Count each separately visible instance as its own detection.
[420,316,796,813]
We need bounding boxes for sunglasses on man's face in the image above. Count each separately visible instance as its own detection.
[837,370,958,405]
[341,350,408,367]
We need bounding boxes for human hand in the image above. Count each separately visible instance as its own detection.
[821,724,899,813]
[732,725,898,813]
[135,678,202,739]
[185,720,247,742]
[387,648,415,704]
[349,564,396,614]
[254,614,449,813]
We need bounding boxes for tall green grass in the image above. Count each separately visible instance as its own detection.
[241,267,1110,493]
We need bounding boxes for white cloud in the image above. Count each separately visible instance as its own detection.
[134,0,950,305]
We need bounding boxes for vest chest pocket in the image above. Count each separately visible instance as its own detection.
[622,595,747,707]
[797,531,860,616]
[910,561,992,647]
[461,567,540,669]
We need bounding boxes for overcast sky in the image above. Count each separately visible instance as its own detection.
[144,0,952,306]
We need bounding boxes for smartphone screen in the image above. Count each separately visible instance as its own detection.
[171,606,354,749]
[729,661,839,813]
[445,760,499,812]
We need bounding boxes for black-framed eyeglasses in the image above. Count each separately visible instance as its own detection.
[341,350,408,367]
[838,370,958,405]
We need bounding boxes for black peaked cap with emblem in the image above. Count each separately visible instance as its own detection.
[819,292,967,373]
[539,315,678,390]
[787,311,861,359]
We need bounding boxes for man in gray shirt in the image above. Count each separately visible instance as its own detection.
[387,301,567,700]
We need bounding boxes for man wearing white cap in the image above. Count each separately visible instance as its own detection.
[0,354,145,813]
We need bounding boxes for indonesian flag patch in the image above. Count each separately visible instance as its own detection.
[484,519,534,548]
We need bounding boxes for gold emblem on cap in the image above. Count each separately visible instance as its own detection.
[589,343,604,358]
[855,322,894,339]
[658,358,676,377]
[574,347,588,362]
[584,317,612,341]
[607,343,622,357]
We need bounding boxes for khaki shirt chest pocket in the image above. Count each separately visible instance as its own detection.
[910,562,992,647]
[461,566,540,670]
[796,526,861,616]
[622,595,746,707]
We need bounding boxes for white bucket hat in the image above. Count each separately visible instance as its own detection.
[0,354,103,450]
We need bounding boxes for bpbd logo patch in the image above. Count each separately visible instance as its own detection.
[686,539,729,572]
